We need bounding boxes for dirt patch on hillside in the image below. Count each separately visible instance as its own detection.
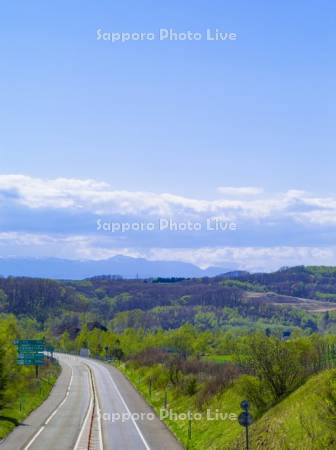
[244,291,336,312]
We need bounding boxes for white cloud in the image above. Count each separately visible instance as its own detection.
[0,230,335,272]
[0,174,334,224]
[0,233,336,272]
[1,175,336,271]
[145,246,335,271]
[217,186,264,196]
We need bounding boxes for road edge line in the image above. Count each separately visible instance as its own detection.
[22,363,73,450]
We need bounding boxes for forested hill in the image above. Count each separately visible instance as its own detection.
[233,265,336,300]
[0,267,336,337]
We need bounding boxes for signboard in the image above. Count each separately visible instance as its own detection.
[16,340,45,353]
[240,400,250,411]
[14,339,45,345]
[17,359,45,366]
[14,340,46,369]
[18,353,44,361]
[17,353,45,366]
[238,412,253,427]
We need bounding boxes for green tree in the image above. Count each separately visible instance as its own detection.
[240,334,305,400]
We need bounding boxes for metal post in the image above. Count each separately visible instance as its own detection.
[164,389,168,409]
[187,415,192,449]
[188,417,192,440]
[35,365,39,378]
[239,400,253,450]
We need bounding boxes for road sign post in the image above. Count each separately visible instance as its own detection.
[238,400,253,450]
[164,389,168,409]
[149,377,152,398]
[14,340,46,375]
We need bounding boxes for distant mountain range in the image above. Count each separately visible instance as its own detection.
[0,256,237,279]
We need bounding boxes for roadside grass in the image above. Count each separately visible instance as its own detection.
[119,362,336,450]
[0,360,61,439]
[120,363,245,450]
[232,369,336,450]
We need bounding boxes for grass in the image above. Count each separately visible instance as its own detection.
[0,360,61,439]
[232,369,336,450]
[119,363,245,450]
[118,362,336,450]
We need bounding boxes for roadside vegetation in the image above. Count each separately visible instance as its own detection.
[56,324,336,449]
[0,316,60,439]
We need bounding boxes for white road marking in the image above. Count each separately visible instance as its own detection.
[23,365,73,450]
[91,366,103,450]
[73,363,103,450]
[73,366,93,450]
[90,360,151,450]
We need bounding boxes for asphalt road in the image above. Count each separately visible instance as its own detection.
[0,354,184,450]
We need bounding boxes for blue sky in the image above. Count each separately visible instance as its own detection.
[0,1,336,271]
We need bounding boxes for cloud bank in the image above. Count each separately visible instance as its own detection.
[0,174,335,271]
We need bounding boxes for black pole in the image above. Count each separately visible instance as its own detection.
[35,365,39,378]
[245,424,249,450]
[164,390,168,409]
[187,416,192,449]
[149,378,152,398]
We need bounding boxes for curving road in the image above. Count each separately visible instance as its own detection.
[0,354,184,450]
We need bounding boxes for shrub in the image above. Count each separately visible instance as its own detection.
[235,375,272,414]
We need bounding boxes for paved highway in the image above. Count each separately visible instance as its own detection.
[0,354,184,450]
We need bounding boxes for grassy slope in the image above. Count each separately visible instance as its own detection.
[0,362,60,439]
[120,364,245,450]
[232,369,336,450]
[120,363,336,450]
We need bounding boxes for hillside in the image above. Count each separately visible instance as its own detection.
[235,266,336,301]
[1,269,336,336]
[232,369,336,449]
[1,273,335,336]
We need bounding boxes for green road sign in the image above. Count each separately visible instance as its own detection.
[17,353,45,366]
[17,359,45,366]
[18,353,44,360]
[14,340,44,345]
[19,345,44,352]
[15,340,45,353]
[14,340,47,368]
